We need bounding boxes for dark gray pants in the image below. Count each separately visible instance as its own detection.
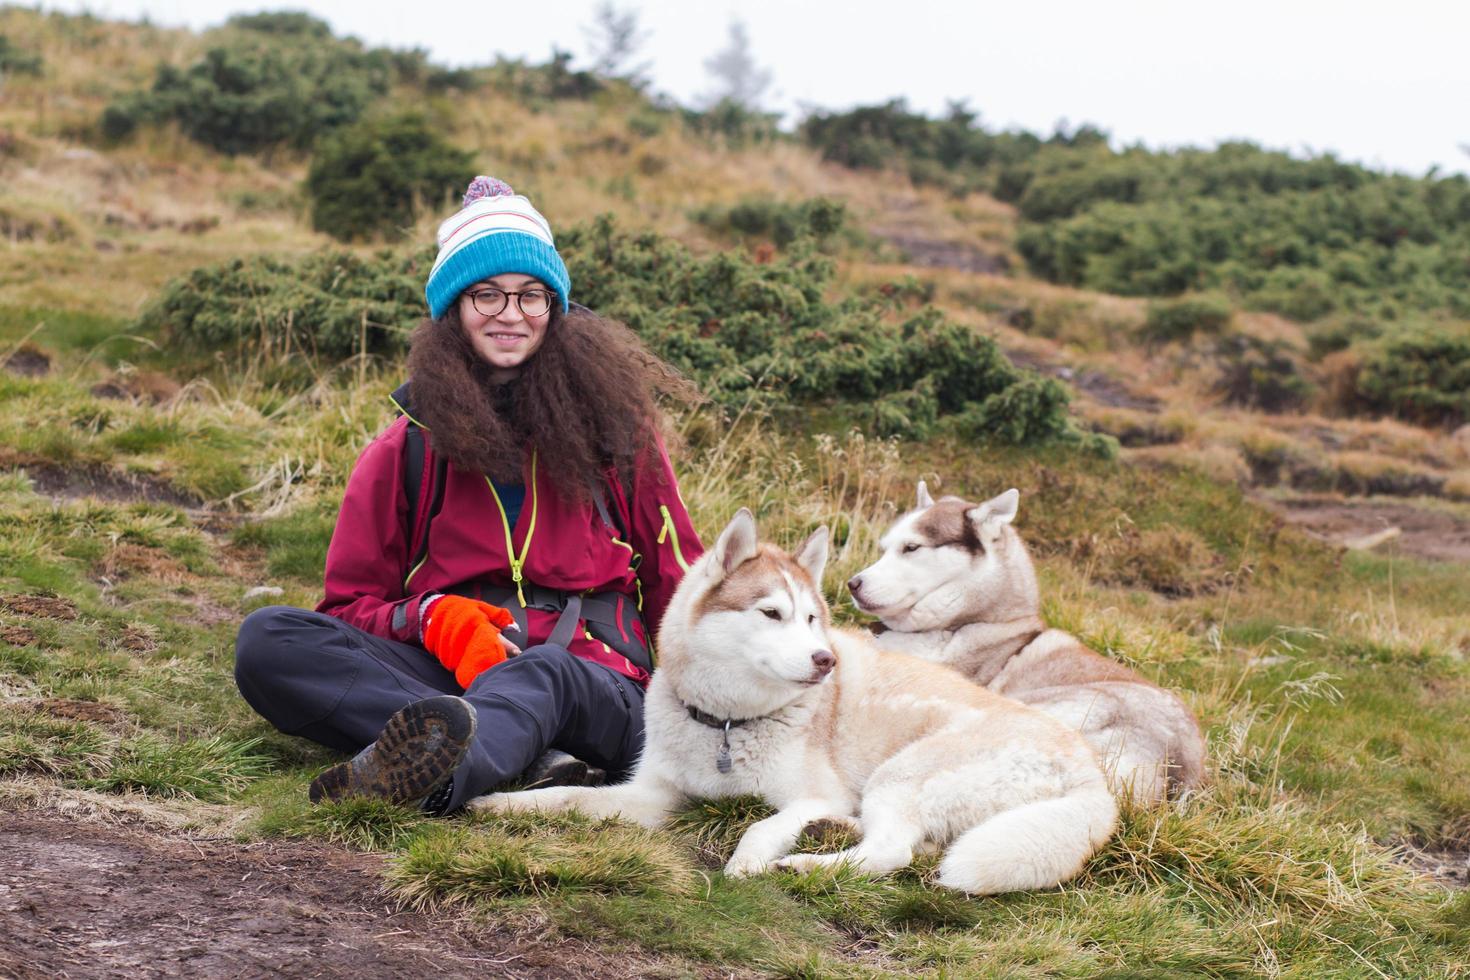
[234,605,646,810]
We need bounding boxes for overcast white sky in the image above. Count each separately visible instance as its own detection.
[35,0,1469,176]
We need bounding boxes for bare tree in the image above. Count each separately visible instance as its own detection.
[701,19,772,110]
[582,2,652,87]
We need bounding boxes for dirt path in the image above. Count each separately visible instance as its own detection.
[1264,495,1470,563]
[0,808,692,980]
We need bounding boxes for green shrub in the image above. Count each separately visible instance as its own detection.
[481,49,602,105]
[563,216,1090,447]
[305,113,474,241]
[799,99,1044,194]
[690,196,849,248]
[1211,335,1314,412]
[1008,143,1470,322]
[141,215,1088,448]
[1305,316,1384,360]
[814,115,1468,322]
[98,18,414,154]
[1140,294,1233,344]
[0,34,43,76]
[681,99,779,147]
[1353,325,1470,428]
[137,248,429,360]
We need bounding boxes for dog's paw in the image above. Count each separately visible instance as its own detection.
[465,792,516,813]
[799,815,862,847]
[772,852,842,873]
[722,854,770,878]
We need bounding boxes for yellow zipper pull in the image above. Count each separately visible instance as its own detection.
[511,561,526,607]
[658,504,691,572]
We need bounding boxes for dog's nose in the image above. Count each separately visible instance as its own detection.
[811,650,836,675]
[847,576,862,595]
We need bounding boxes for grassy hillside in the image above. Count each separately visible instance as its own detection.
[3,8,1469,976]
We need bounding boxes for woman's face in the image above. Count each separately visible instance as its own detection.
[458,273,554,382]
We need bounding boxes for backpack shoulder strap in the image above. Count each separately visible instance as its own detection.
[392,382,447,580]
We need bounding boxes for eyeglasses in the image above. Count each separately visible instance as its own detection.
[466,287,555,318]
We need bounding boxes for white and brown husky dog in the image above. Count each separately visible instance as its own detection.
[848,482,1206,805]
[471,509,1117,894]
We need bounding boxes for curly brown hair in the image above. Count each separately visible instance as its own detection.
[405,304,700,500]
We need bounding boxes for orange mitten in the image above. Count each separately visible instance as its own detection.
[423,595,517,689]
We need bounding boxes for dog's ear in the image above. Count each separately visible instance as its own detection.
[712,508,760,577]
[984,488,1020,526]
[966,488,1020,549]
[916,480,935,510]
[793,525,829,586]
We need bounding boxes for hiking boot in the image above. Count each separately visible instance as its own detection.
[521,748,605,789]
[308,695,476,810]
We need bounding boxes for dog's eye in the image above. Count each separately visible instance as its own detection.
[760,608,781,621]
[902,543,922,553]
[807,613,817,625]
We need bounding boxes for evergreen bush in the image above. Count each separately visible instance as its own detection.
[481,49,602,105]
[690,197,849,247]
[1353,326,1470,428]
[802,104,1470,324]
[1211,335,1313,413]
[0,34,43,76]
[680,99,779,147]
[1140,294,1233,344]
[99,15,407,154]
[305,113,475,241]
[142,215,1094,450]
[136,249,429,360]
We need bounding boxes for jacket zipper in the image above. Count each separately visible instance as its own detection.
[485,450,539,607]
[656,504,691,573]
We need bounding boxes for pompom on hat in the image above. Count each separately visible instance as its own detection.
[424,177,571,319]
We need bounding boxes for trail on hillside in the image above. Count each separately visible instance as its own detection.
[1263,496,1470,563]
[0,808,697,980]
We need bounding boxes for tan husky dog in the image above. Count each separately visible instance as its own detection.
[472,509,1117,894]
[848,482,1206,804]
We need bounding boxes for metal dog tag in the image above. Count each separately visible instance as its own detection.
[716,720,733,774]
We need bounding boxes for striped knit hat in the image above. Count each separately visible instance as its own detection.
[424,177,571,319]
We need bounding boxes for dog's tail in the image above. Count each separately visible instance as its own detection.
[937,787,1117,894]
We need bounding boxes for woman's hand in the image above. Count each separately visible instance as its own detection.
[423,595,517,688]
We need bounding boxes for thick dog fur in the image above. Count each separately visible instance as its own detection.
[848,482,1207,805]
[470,510,1117,894]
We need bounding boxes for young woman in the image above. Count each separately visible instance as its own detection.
[235,177,703,814]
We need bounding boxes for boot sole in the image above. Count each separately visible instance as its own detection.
[309,695,476,806]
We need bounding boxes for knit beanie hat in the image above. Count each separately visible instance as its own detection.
[424,176,572,319]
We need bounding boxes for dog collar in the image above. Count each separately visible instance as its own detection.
[684,704,754,774]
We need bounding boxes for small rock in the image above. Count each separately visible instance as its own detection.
[243,586,284,601]
[1344,527,1402,551]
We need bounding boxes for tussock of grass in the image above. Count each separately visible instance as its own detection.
[387,817,695,907]
[0,713,110,779]
[254,786,430,851]
[0,707,267,802]
[666,794,772,864]
[85,733,270,801]
[1092,794,1430,921]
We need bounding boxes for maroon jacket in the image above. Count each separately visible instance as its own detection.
[317,397,703,686]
